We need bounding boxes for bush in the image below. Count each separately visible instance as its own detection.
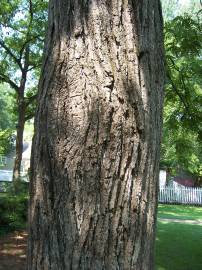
[0,129,15,155]
[0,183,29,235]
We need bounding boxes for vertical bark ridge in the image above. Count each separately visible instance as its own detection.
[28,0,164,269]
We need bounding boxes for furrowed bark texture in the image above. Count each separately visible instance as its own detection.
[28,1,164,269]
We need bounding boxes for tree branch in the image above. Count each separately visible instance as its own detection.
[0,40,23,70]
[25,113,35,122]
[19,0,34,63]
[25,94,37,107]
[28,63,42,71]
[166,71,191,116]
[0,73,19,93]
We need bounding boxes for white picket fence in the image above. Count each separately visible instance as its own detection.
[159,187,202,205]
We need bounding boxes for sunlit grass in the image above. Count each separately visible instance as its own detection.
[155,204,202,270]
[157,204,202,221]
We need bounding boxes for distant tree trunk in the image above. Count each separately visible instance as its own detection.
[13,97,26,182]
[13,66,28,182]
[28,1,164,269]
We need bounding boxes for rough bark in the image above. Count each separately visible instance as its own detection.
[28,1,164,269]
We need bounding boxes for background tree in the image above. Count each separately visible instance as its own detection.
[0,0,48,181]
[0,84,16,155]
[28,1,164,269]
[161,0,202,183]
[0,84,16,130]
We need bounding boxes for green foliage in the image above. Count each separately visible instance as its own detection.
[0,183,28,235]
[0,0,48,120]
[161,7,202,178]
[0,1,201,180]
[0,84,16,155]
[0,1,48,177]
[0,129,15,155]
[0,84,16,130]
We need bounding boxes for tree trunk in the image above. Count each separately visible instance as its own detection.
[13,58,28,183]
[28,1,164,269]
[13,96,26,182]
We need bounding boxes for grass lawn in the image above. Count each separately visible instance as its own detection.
[158,204,202,221]
[155,204,202,270]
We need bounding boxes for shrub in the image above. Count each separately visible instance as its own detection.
[0,183,29,235]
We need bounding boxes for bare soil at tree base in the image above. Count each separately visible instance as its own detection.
[0,231,27,270]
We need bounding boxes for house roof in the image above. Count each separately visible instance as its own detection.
[174,177,195,187]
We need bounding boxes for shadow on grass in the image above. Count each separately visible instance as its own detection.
[155,220,202,270]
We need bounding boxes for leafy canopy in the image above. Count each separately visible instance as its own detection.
[161,1,202,178]
[0,0,48,117]
[0,0,48,155]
